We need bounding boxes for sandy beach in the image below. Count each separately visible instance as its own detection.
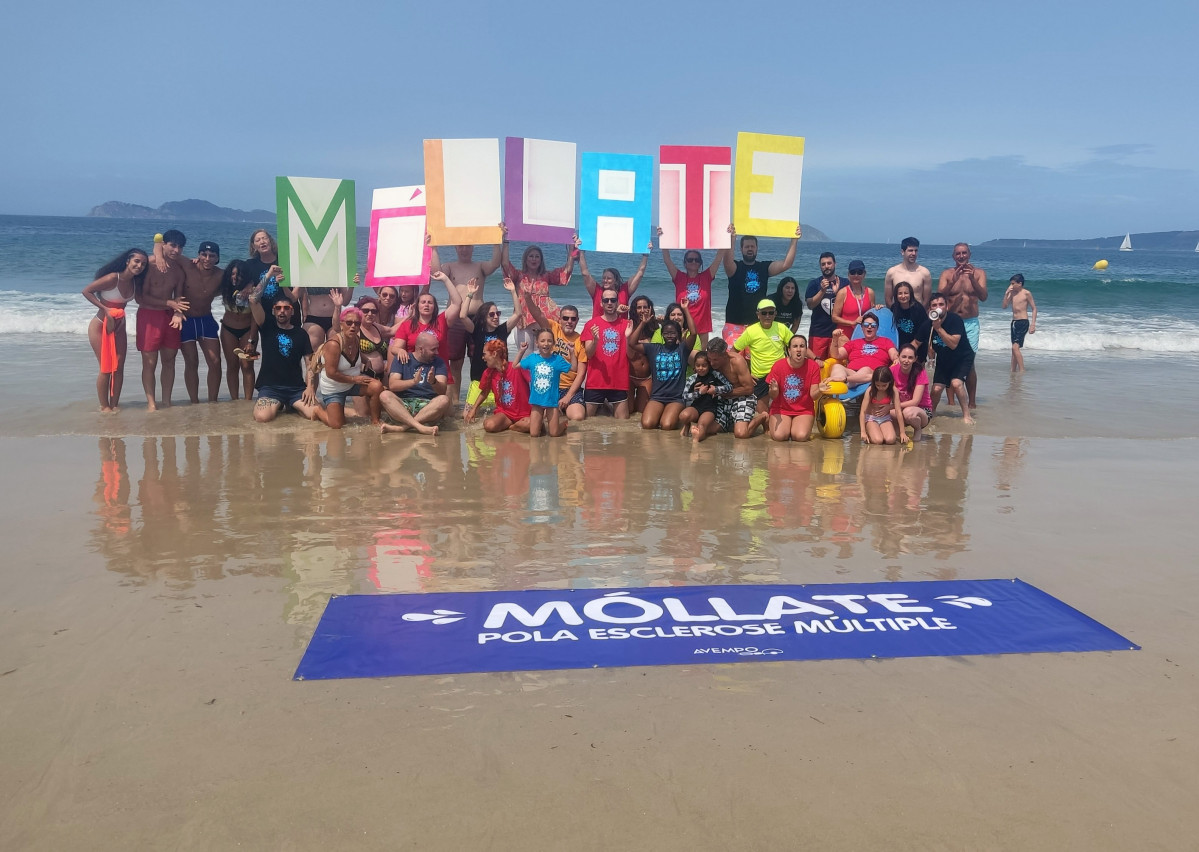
[2,331,1199,849]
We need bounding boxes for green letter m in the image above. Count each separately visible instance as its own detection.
[276,176,357,288]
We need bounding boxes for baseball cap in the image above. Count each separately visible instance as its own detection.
[198,240,220,256]
[757,299,776,311]
[847,260,866,273]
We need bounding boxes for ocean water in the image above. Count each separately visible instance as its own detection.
[4,214,1199,355]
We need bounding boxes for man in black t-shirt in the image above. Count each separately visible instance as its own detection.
[720,224,800,346]
[927,294,975,425]
[804,251,848,360]
[248,283,318,423]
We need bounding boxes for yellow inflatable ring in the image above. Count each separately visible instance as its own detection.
[824,381,849,396]
[817,398,846,439]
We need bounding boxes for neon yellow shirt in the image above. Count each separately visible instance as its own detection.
[734,322,793,378]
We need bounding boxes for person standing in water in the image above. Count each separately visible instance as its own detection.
[1002,274,1037,372]
[83,248,148,411]
[937,243,988,408]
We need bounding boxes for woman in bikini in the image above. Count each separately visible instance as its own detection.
[299,276,356,351]
[83,248,148,411]
[353,294,391,383]
[626,295,659,414]
[218,260,259,401]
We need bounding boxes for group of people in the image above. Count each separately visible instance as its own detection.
[83,225,1038,443]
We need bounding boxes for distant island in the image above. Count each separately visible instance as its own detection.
[88,199,274,223]
[980,230,1199,251]
[87,197,832,240]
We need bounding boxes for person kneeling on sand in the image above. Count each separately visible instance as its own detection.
[702,338,765,438]
[248,279,319,423]
[465,339,532,433]
[380,332,450,436]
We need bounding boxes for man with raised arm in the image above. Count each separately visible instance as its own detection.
[430,238,503,394]
[247,269,319,423]
[721,224,800,346]
[927,294,975,425]
[884,237,932,306]
[937,243,988,408]
[521,290,589,422]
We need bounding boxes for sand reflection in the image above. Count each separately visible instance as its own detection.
[89,431,978,617]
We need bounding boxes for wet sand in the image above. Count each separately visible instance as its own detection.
[3,332,1199,849]
[1,421,1197,850]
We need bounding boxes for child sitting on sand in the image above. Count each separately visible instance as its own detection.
[860,366,905,445]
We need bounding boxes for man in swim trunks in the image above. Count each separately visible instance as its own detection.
[380,332,450,436]
[247,279,319,423]
[179,240,224,403]
[884,237,932,306]
[805,251,846,360]
[937,242,988,408]
[828,311,900,386]
[431,241,503,396]
[1002,273,1037,373]
[721,224,800,347]
[136,229,190,410]
[703,338,765,439]
[734,299,793,415]
[927,294,975,425]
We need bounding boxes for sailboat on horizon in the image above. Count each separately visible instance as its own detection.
[1119,233,1133,251]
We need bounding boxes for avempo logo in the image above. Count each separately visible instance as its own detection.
[694,646,785,657]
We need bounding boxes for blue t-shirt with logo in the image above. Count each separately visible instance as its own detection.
[519,353,572,408]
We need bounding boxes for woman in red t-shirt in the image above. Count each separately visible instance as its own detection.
[766,335,829,442]
[389,272,463,376]
[658,232,726,344]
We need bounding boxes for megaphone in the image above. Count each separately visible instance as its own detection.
[928,308,942,322]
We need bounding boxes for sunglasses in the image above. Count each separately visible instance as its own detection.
[361,307,378,314]
[685,256,701,263]
[862,322,878,329]
[601,298,618,304]
[342,319,361,327]
[561,316,578,322]
[273,306,292,312]
[487,311,501,318]
[849,270,866,276]
[758,310,775,316]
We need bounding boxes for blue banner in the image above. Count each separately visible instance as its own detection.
[294,580,1137,680]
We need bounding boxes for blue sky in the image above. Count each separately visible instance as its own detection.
[2,0,1196,242]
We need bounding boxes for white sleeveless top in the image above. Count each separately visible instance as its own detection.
[316,345,361,395]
